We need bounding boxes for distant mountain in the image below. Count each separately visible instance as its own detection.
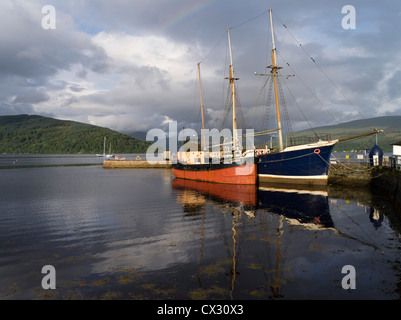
[126,131,173,151]
[0,114,151,154]
[127,131,148,141]
[298,116,401,133]
[292,116,401,152]
[128,116,401,153]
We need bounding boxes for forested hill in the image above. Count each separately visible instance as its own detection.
[0,114,151,154]
[292,116,401,152]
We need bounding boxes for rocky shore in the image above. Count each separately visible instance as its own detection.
[329,163,401,206]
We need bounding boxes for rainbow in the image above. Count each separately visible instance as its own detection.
[159,0,217,31]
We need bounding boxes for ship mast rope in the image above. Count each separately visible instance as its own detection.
[271,11,374,128]
[193,9,385,152]
[249,10,387,152]
[272,11,394,152]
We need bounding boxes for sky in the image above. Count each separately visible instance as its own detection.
[1,0,401,136]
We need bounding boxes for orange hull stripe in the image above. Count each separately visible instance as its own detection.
[172,164,257,185]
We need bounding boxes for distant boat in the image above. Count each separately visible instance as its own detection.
[96,136,115,159]
[171,33,257,185]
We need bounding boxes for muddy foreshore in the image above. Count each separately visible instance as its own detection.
[329,163,401,207]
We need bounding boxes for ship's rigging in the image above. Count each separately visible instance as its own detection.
[194,9,382,152]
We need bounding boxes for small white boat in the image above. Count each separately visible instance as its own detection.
[96,136,115,159]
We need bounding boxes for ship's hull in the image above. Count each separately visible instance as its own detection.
[257,142,336,185]
[258,185,333,228]
[172,178,257,206]
[172,157,257,185]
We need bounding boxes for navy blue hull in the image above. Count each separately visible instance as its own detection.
[257,143,335,185]
[258,187,333,228]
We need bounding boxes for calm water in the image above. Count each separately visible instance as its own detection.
[1,154,401,300]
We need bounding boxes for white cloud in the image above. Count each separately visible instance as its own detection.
[323,46,375,60]
[1,0,401,135]
[31,30,203,131]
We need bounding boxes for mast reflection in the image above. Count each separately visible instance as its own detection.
[173,179,333,229]
[172,178,334,299]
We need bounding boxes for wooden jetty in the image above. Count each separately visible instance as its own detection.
[103,160,171,169]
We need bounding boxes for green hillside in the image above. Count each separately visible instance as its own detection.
[0,114,151,154]
[127,116,401,153]
[290,116,401,152]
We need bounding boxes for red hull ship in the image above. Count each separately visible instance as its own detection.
[172,31,257,185]
[172,157,257,185]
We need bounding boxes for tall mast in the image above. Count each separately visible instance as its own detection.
[227,28,239,154]
[269,9,284,152]
[197,62,206,149]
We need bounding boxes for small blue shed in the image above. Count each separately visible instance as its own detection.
[369,144,383,166]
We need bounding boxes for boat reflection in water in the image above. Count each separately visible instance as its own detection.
[172,178,333,299]
[172,178,258,299]
[172,178,332,228]
[258,183,333,229]
[172,178,257,208]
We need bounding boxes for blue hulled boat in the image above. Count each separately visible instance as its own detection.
[254,10,338,185]
[257,140,337,185]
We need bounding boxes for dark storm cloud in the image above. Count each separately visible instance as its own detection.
[0,102,35,116]
[13,90,50,104]
[0,4,109,78]
[387,71,401,100]
[0,0,110,114]
[0,0,400,133]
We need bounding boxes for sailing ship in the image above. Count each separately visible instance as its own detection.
[171,30,257,185]
[96,136,115,159]
[255,9,381,185]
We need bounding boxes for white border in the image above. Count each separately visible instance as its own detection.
[258,174,328,180]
